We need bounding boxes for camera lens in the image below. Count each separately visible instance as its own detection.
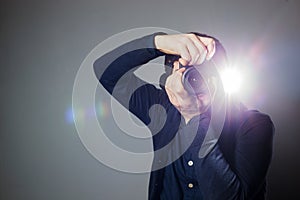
[182,67,208,95]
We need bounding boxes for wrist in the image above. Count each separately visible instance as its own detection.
[153,32,167,52]
[154,35,163,49]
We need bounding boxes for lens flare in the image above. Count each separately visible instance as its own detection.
[220,68,243,94]
[96,102,109,118]
[65,102,109,125]
[65,107,75,124]
[65,106,86,124]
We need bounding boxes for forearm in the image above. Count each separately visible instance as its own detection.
[93,32,168,125]
[93,32,166,94]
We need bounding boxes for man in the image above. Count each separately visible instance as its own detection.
[93,32,274,200]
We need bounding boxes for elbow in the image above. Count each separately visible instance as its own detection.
[93,58,107,86]
[93,58,115,94]
[93,58,102,82]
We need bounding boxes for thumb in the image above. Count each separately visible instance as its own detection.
[179,58,189,66]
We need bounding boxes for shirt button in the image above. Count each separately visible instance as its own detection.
[188,160,193,166]
[188,183,194,188]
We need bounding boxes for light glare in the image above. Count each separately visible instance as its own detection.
[220,68,243,94]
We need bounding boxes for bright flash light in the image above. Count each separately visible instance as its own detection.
[220,68,243,94]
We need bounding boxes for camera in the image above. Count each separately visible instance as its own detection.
[164,54,211,95]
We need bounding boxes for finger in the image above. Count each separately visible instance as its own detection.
[205,39,216,60]
[178,58,189,66]
[172,61,186,74]
[196,48,207,65]
[176,67,186,74]
[172,61,180,73]
[189,34,208,65]
[183,37,201,65]
[198,37,215,60]
[178,45,191,64]
[194,46,207,65]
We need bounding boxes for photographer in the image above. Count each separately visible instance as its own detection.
[93,32,274,200]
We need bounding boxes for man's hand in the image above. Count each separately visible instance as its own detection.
[154,33,215,66]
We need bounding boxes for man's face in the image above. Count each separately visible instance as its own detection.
[165,61,211,116]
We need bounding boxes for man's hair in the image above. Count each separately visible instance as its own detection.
[159,32,228,90]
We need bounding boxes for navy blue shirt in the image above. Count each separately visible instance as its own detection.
[93,33,274,200]
[160,114,210,200]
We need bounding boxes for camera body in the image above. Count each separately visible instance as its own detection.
[164,54,212,95]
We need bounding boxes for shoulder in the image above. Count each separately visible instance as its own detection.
[236,108,275,139]
[240,109,273,129]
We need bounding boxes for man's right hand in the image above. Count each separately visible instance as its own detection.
[154,33,216,66]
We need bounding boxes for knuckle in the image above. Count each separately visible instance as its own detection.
[189,33,198,40]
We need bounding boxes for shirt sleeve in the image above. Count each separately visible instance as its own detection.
[196,110,275,199]
[93,32,167,125]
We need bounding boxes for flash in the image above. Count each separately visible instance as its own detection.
[220,68,243,94]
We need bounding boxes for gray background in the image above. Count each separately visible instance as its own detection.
[1,0,300,199]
